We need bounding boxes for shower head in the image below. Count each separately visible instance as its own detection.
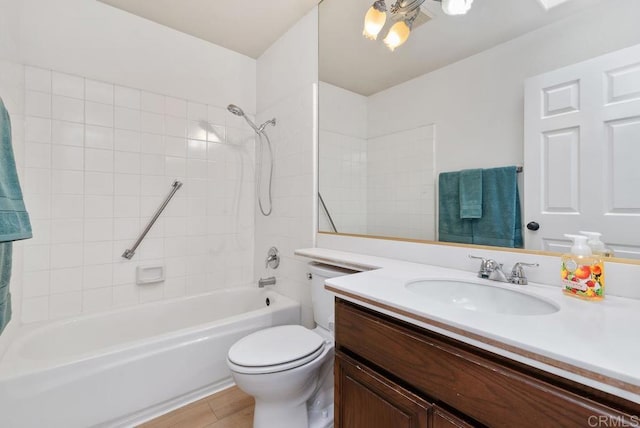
[227,103,259,132]
[227,104,245,117]
[227,103,275,134]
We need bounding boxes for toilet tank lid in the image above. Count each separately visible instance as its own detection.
[228,325,325,367]
[309,262,359,278]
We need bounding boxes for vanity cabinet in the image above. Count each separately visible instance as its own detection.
[335,353,430,428]
[334,298,640,428]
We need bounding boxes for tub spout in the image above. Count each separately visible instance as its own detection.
[258,277,276,288]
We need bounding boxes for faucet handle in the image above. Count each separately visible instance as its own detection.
[510,262,539,285]
[468,254,487,263]
[265,246,280,269]
[469,255,491,278]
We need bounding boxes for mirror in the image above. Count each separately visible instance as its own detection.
[318,0,640,260]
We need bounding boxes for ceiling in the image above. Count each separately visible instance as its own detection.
[98,0,320,59]
[98,0,605,96]
[320,0,605,95]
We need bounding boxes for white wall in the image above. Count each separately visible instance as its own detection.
[0,0,20,62]
[367,0,640,174]
[256,8,318,327]
[2,0,258,325]
[317,233,640,301]
[18,0,256,111]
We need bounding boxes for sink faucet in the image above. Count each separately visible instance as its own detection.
[469,255,538,285]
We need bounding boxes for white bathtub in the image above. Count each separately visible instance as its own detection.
[0,287,300,428]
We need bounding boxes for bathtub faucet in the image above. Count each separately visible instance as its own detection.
[258,277,276,288]
[265,247,280,269]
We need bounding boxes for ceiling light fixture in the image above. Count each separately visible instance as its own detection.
[441,0,474,15]
[363,0,388,40]
[363,0,474,51]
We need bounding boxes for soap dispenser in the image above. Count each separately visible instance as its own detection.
[580,231,614,257]
[561,234,604,300]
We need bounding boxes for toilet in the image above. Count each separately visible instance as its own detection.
[227,263,353,428]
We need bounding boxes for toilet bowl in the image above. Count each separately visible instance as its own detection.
[227,263,356,428]
[228,325,334,428]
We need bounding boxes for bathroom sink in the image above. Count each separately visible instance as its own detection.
[405,280,559,316]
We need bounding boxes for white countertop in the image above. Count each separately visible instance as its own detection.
[295,247,640,405]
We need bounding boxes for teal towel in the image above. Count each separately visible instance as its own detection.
[0,243,12,335]
[459,168,483,219]
[472,166,523,248]
[0,97,32,242]
[438,171,473,244]
[0,96,31,335]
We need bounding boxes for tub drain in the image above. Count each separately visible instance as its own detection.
[265,297,271,306]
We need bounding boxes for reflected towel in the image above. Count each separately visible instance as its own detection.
[0,97,31,335]
[472,166,523,248]
[438,171,473,244]
[0,243,12,335]
[459,168,483,219]
[0,97,31,242]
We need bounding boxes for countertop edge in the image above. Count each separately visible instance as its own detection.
[295,247,640,405]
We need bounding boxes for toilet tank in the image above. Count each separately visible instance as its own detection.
[309,262,358,331]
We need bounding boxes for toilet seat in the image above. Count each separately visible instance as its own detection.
[228,325,328,375]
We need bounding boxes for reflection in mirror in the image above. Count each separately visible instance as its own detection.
[318,0,640,259]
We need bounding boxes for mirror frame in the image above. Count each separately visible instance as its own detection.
[317,232,640,265]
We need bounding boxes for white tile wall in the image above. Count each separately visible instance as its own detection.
[366,126,435,240]
[318,82,435,240]
[319,130,367,234]
[254,6,318,328]
[254,85,316,327]
[318,82,368,235]
[20,66,256,323]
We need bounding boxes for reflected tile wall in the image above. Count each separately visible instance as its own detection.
[20,66,255,323]
[366,126,436,241]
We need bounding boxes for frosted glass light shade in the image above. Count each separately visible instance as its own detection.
[441,0,474,15]
[383,20,411,51]
[363,5,387,40]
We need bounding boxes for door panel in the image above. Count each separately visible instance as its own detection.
[524,44,640,258]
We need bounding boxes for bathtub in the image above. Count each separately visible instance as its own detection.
[0,287,300,428]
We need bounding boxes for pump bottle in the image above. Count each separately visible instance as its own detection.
[579,231,614,257]
[561,234,605,300]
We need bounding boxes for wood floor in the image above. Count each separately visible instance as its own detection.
[139,386,255,428]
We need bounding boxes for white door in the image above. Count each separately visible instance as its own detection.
[524,44,640,259]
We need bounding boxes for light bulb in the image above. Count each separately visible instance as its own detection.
[441,0,474,15]
[383,20,411,51]
[363,1,387,40]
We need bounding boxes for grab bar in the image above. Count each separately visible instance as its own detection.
[122,180,183,259]
[318,192,338,233]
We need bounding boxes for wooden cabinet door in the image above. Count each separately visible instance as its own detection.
[430,406,476,428]
[336,299,640,427]
[335,352,430,428]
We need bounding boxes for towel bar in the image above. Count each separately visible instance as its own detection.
[122,180,183,260]
[319,192,338,233]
